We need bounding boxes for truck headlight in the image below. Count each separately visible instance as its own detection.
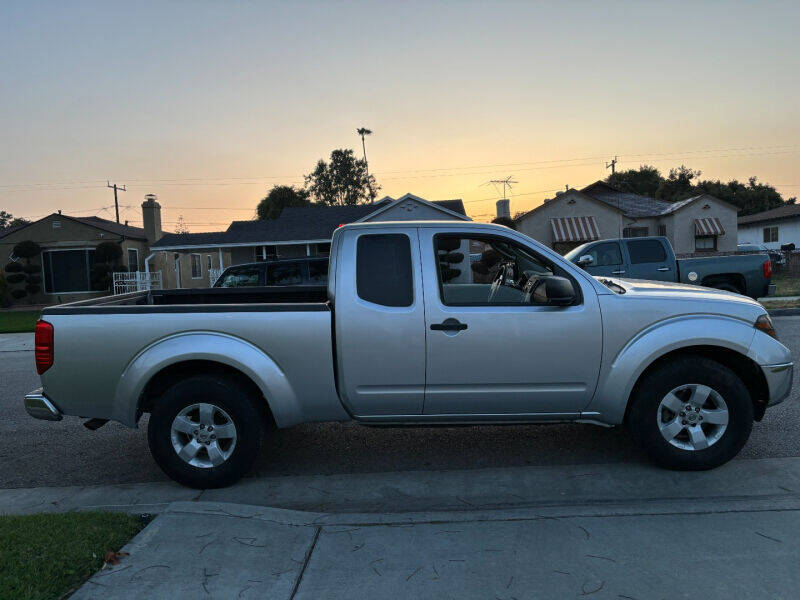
[754,314,778,339]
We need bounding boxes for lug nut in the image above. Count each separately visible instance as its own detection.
[208,426,213,432]
[193,430,198,435]
[680,411,685,417]
[682,420,688,425]
[200,424,205,429]
[211,435,216,440]
[695,407,700,413]
[699,416,703,421]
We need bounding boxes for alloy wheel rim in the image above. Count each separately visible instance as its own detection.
[170,403,237,468]
[656,384,729,451]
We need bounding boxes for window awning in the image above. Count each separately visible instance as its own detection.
[550,216,600,243]
[694,217,725,236]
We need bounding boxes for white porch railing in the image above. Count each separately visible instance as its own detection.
[208,268,222,287]
[113,271,163,295]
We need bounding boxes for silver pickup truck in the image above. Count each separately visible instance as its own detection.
[26,221,793,488]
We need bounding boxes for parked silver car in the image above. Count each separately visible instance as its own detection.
[25,221,793,487]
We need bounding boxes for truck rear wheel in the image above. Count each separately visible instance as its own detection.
[147,374,264,488]
[627,356,753,470]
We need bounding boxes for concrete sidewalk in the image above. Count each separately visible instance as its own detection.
[0,332,33,352]
[4,457,799,598]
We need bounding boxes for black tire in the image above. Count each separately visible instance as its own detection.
[710,281,741,294]
[147,374,264,488]
[627,356,753,470]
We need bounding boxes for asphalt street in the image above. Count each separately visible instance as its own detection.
[1,316,799,489]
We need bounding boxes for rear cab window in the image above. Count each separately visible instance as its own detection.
[356,234,413,307]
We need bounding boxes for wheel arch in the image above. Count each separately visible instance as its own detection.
[701,273,746,294]
[112,332,302,428]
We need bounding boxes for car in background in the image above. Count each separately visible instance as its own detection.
[213,257,329,288]
[738,243,785,267]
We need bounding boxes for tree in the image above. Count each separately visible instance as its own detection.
[304,148,379,205]
[694,176,789,216]
[606,165,662,197]
[94,242,123,265]
[7,240,41,303]
[0,211,30,230]
[91,242,125,291]
[256,185,310,220]
[492,216,517,230]
[655,165,702,201]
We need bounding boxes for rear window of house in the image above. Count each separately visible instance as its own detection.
[357,234,413,307]
[627,240,667,264]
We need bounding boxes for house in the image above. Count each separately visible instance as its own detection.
[737,203,800,250]
[514,181,739,255]
[150,193,470,288]
[0,207,157,304]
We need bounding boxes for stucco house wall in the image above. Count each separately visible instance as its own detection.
[669,195,738,254]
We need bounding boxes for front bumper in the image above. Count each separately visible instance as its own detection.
[24,388,62,421]
[761,363,793,407]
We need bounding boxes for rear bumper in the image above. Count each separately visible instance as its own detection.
[24,388,62,421]
[761,363,793,407]
[766,283,776,296]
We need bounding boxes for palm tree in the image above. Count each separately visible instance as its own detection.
[356,127,372,174]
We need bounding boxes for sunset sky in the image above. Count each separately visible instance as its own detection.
[1,1,799,232]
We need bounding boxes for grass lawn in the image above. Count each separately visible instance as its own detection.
[762,299,800,309]
[771,273,800,297]
[0,511,145,600]
[0,310,40,333]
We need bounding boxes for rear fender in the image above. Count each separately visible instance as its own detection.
[587,315,756,424]
[113,332,300,427]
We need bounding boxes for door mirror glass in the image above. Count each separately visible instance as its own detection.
[530,276,576,306]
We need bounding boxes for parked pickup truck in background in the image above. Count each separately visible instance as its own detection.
[564,236,774,299]
[25,222,792,488]
[213,257,328,288]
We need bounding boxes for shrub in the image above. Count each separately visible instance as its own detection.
[22,264,40,274]
[95,242,123,265]
[27,274,42,285]
[25,283,41,295]
[13,240,41,260]
[6,273,26,285]
[90,263,112,291]
[10,289,27,299]
[4,262,23,273]
[112,265,129,273]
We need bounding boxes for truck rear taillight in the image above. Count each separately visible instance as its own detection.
[764,259,772,279]
[35,320,54,375]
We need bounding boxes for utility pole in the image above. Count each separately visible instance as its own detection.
[605,156,618,175]
[107,181,126,223]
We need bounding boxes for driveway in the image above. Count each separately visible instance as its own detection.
[1,317,799,493]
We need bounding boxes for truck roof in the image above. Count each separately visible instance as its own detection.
[337,220,513,232]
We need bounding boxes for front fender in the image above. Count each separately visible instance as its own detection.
[112,331,301,427]
[587,315,756,424]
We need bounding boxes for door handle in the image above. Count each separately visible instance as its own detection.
[612,270,625,275]
[657,267,670,272]
[430,318,468,332]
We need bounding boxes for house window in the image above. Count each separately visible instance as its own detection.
[254,245,278,262]
[763,226,779,243]
[127,248,139,271]
[42,249,95,294]
[623,227,648,238]
[206,255,212,270]
[695,236,717,252]
[191,254,202,279]
[658,225,667,237]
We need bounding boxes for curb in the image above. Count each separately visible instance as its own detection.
[768,308,800,316]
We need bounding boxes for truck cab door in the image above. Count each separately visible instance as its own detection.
[420,228,603,418]
[576,241,626,278]
[333,228,426,417]
[623,238,673,281]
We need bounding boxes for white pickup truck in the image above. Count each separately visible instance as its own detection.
[25,221,793,488]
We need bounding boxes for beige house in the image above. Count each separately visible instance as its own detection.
[515,181,739,256]
[151,193,470,289]
[0,210,154,304]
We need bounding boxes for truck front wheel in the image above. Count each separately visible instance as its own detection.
[147,374,264,488]
[627,356,753,470]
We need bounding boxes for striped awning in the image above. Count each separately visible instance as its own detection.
[550,216,600,243]
[694,217,725,236]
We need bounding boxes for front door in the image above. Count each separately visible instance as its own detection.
[421,229,603,417]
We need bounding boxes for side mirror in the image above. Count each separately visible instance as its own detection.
[576,254,594,267]
[531,276,576,306]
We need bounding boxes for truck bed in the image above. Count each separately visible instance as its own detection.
[42,285,329,314]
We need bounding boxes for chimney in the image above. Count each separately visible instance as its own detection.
[141,194,162,243]
[496,198,510,220]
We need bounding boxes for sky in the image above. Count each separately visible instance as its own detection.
[1,1,799,232]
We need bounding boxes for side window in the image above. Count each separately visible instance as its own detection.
[585,242,622,267]
[218,266,260,287]
[627,240,667,264]
[436,234,561,306]
[356,234,413,307]
[266,262,303,286]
